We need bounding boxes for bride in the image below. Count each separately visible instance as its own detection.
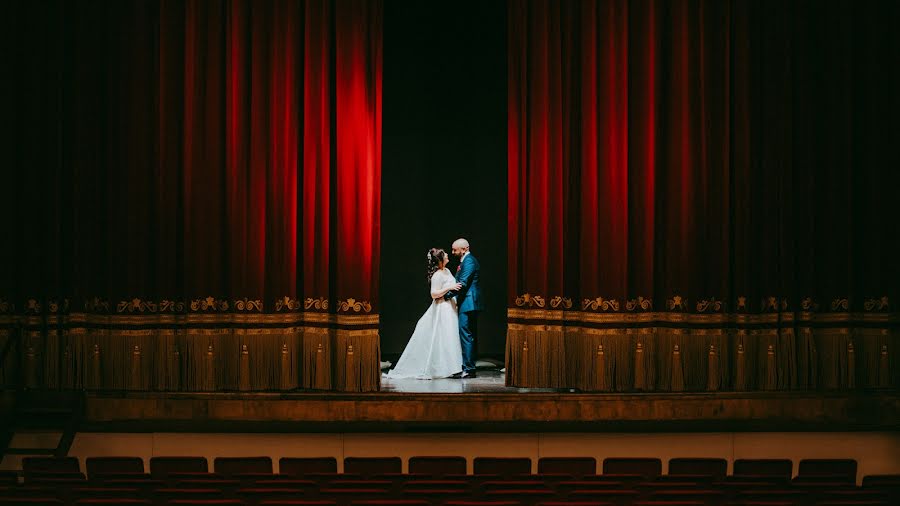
[386,248,463,379]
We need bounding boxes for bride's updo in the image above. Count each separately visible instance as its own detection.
[426,248,447,282]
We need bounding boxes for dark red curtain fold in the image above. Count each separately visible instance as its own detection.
[4,0,382,314]
[508,0,898,390]
[509,0,898,313]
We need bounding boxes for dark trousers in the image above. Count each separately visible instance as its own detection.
[459,310,478,372]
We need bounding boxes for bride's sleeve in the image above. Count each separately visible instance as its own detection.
[429,272,445,299]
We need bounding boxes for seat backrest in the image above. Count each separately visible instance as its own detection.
[537,457,597,478]
[23,457,81,474]
[602,458,662,479]
[149,457,209,479]
[85,457,145,479]
[667,458,727,480]
[733,459,793,479]
[408,456,467,476]
[343,457,402,477]
[798,458,857,480]
[472,457,532,476]
[278,457,338,477]
[213,457,273,477]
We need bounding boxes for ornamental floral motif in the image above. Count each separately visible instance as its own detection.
[302,297,327,311]
[234,298,263,311]
[25,299,41,314]
[190,297,229,311]
[762,296,788,312]
[864,296,889,311]
[85,297,111,313]
[801,297,819,311]
[666,295,687,311]
[338,298,372,313]
[696,298,723,313]
[626,297,653,311]
[47,299,69,313]
[583,297,619,311]
[276,296,301,311]
[0,299,9,313]
[831,298,849,311]
[549,296,573,309]
[736,296,747,311]
[159,299,185,312]
[117,298,158,313]
[515,294,546,308]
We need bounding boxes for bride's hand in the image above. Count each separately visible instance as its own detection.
[452,283,462,291]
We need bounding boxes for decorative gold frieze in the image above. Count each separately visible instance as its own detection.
[338,298,372,313]
[549,296,573,309]
[190,297,229,311]
[583,297,619,311]
[276,296,301,311]
[302,297,326,311]
[234,298,263,311]
[515,293,546,308]
[626,297,653,311]
[696,298,723,313]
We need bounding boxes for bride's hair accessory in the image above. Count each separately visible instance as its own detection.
[426,247,446,282]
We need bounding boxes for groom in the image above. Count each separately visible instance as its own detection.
[445,238,484,378]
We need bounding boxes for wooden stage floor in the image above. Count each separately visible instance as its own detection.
[80,371,900,433]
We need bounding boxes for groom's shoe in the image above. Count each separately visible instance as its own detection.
[450,372,464,379]
[461,370,477,379]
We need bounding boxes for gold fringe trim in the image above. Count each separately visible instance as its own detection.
[506,324,898,392]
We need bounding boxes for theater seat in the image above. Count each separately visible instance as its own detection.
[343,458,402,477]
[538,458,597,479]
[473,458,532,477]
[798,459,857,481]
[150,457,209,479]
[732,459,793,480]
[408,456,467,477]
[279,458,338,477]
[667,458,727,480]
[86,457,145,479]
[23,456,81,474]
[214,457,273,477]
[602,458,662,479]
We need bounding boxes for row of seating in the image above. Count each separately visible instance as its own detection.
[3,457,895,505]
[10,457,874,482]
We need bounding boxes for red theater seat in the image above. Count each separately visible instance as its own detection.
[0,500,63,506]
[214,457,273,477]
[408,457,467,477]
[75,500,153,506]
[237,488,311,502]
[602,459,661,480]
[343,458,402,477]
[23,457,81,474]
[484,490,556,505]
[732,460,793,480]
[473,458,532,477]
[150,458,209,479]
[258,502,336,506]
[152,488,225,502]
[667,459,727,481]
[165,501,245,506]
[537,458,597,479]
[86,458,145,479]
[351,501,430,506]
[279,459,338,477]
[798,459,857,481]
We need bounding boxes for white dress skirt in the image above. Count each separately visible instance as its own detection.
[386,268,463,379]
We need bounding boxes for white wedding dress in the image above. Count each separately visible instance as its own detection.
[386,268,463,379]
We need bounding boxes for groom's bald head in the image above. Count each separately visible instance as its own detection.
[452,238,470,258]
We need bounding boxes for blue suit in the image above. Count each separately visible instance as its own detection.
[445,253,484,373]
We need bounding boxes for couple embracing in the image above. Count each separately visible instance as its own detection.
[387,238,484,380]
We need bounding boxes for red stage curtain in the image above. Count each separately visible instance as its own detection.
[507,0,898,391]
[2,0,382,392]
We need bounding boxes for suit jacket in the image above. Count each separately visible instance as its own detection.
[445,253,485,313]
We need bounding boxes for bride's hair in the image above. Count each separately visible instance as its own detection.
[426,248,447,282]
